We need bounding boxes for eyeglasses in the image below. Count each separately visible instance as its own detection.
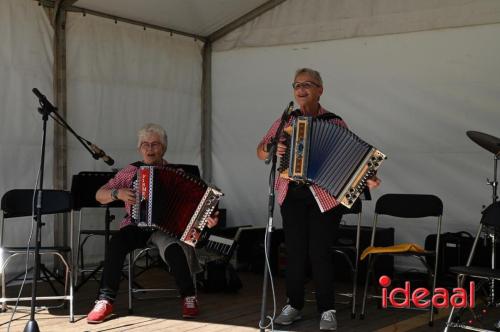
[140,142,162,150]
[292,81,321,90]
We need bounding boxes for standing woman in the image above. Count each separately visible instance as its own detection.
[257,68,381,331]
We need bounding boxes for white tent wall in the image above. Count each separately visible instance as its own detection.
[0,0,55,275]
[211,24,500,270]
[65,13,203,265]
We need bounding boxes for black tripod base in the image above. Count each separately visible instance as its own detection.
[23,319,40,332]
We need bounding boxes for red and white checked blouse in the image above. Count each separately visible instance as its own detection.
[259,106,347,213]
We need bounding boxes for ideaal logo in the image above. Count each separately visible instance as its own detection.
[379,275,475,309]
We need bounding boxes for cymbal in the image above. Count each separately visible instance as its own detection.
[467,131,500,155]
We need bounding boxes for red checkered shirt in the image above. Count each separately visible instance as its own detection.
[259,106,347,213]
[101,159,168,228]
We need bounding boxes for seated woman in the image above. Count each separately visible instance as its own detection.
[87,123,218,324]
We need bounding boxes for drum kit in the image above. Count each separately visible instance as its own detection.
[467,131,499,204]
[465,131,500,330]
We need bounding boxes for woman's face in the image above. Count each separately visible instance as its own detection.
[138,132,166,165]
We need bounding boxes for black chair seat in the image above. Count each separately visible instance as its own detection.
[449,266,500,279]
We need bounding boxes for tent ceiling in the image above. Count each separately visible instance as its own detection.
[73,0,269,37]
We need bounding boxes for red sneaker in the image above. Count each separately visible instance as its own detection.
[87,299,113,324]
[182,296,199,318]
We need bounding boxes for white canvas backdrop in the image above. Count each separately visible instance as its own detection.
[0,0,55,273]
[212,24,500,269]
[66,13,204,264]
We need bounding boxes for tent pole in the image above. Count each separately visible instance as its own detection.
[201,41,213,181]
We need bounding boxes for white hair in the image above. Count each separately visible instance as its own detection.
[294,68,323,86]
[137,123,168,150]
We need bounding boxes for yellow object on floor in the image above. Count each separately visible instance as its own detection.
[360,243,426,260]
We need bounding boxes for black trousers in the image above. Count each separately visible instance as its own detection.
[98,225,195,302]
[280,183,344,313]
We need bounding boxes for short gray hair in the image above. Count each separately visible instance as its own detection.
[137,123,168,150]
[294,68,323,86]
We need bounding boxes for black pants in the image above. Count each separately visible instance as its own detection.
[98,225,195,302]
[280,183,344,313]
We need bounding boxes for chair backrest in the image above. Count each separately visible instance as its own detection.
[481,201,500,228]
[375,194,443,218]
[1,189,72,219]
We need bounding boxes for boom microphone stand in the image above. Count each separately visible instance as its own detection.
[26,89,115,332]
[259,101,294,332]
[24,89,57,332]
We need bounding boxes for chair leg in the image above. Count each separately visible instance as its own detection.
[1,259,6,312]
[360,256,374,320]
[128,252,133,314]
[351,258,358,319]
[352,213,361,319]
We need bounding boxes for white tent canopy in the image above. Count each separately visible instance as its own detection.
[1,0,500,270]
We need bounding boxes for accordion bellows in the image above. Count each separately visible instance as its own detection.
[132,166,223,247]
[280,116,386,208]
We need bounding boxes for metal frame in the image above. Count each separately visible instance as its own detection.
[331,203,362,318]
[127,246,181,314]
[0,205,74,322]
[360,194,443,326]
[444,205,500,332]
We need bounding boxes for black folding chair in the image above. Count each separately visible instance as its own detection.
[0,189,74,321]
[444,201,500,332]
[360,194,443,326]
[71,171,122,290]
[332,199,362,318]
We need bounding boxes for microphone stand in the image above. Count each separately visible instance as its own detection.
[24,92,56,332]
[259,102,293,332]
[25,89,113,332]
[47,108,109,163]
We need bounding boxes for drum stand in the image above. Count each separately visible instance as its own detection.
[485,154,498,306]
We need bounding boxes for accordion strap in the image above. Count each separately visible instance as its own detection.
[316,112,343,121]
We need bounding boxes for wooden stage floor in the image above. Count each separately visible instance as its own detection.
[0,268,498,331]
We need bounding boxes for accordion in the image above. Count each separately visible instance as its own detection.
[279,116,386,208]
[131,166,223,247]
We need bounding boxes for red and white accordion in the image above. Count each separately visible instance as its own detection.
[131,166,223,247]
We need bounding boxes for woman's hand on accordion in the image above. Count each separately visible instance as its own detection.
[366,176,381,189]
[276,142,287,157]
[118,188,136,204]
[206,210,220,229]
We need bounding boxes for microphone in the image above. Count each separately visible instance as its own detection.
[89,143,115,166]
[280,101,295,121]
[32,88,56,111]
